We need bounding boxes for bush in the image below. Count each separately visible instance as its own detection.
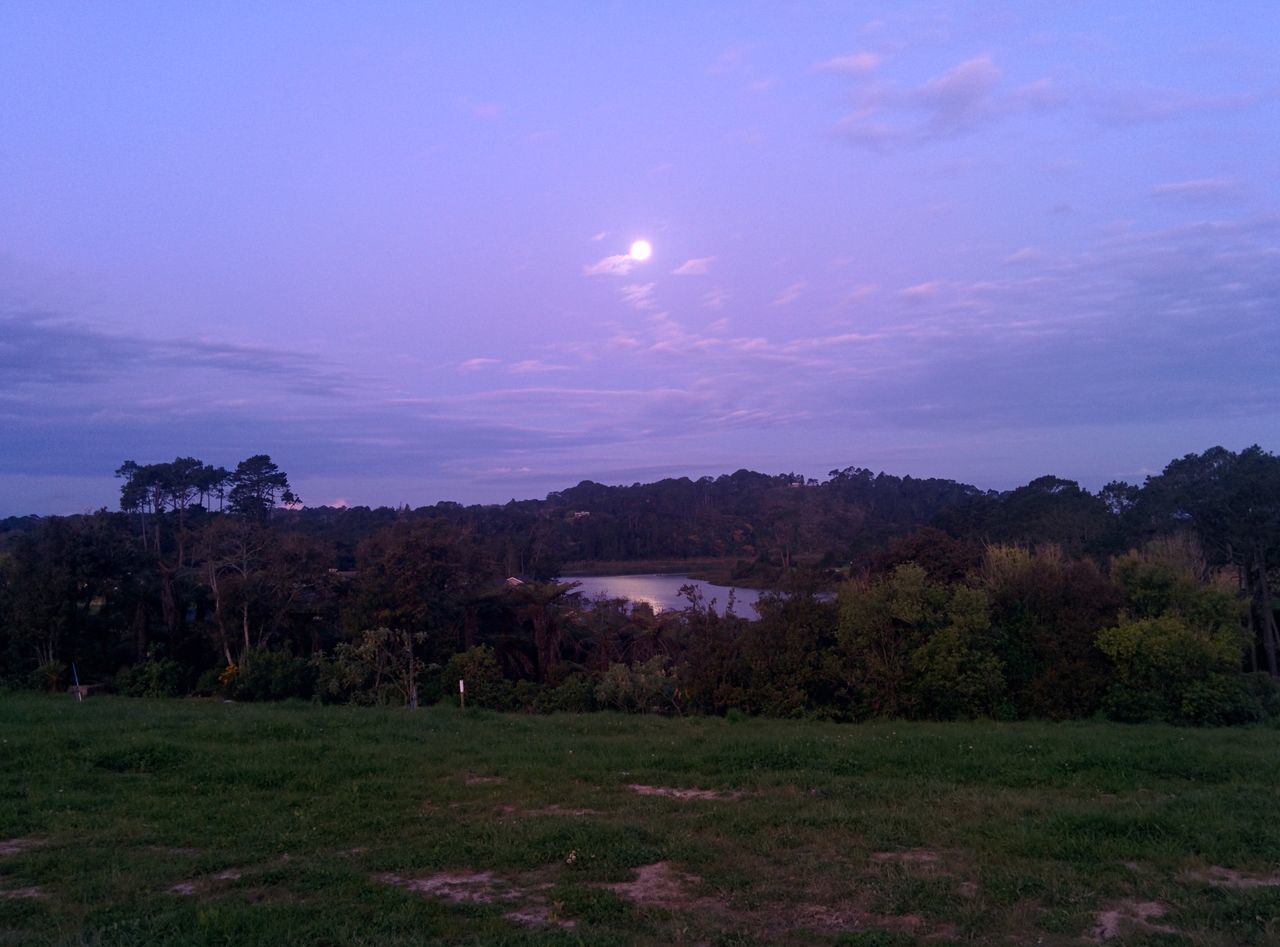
[515,671,599,714]
[232,648,315,702]
[1177,674,1265,726]
[193,667,225,697]
[595,657,678,714]
[27,660,67,693]
[1097,614,1250,723]
[443,645,513,710]
[116,659,186,698]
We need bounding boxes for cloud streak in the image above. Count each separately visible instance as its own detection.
[584,254,636,276]
[672,257,714,276]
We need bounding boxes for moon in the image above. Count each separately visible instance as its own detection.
[629,239,653,262]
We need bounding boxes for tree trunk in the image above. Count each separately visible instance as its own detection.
[1256,546,1278,677]
[208,568,234,667]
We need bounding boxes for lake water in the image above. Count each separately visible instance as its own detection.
[561,574,763,617]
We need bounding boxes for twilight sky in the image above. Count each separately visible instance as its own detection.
[2,3,1278,515]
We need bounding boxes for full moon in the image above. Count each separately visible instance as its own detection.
[629,239,653,262]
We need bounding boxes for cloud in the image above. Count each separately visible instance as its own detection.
[469,100,502,121]
[702,288,730,309]
[816,52,882,75]
[584,253,635,276]
[897,281,941,301]
[1090,88,1257,126]
[590,231,609,242]
[833,54,1062,148]
[1150,178,1241,201]
[509,360,571,374]
[773,281,807,305]
[0,311,352,396]
[672,257,714,276]
[915,55,1002,129]
[1010,78,1064,111]
[707,44,755,76]
[1004,247,1044,264]
[620,283,657,310]
[459,357,500,371]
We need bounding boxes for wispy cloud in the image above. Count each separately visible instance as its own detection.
[509,359,571,374]
[0,312,353,396]
[702,288,730,309]
[1090,88,1257,126]
[1150,178,1241,201]
[620,283,657,310]
[1004,247,1044,265]
[773,281,807,305]
[459,97,502,121]
[584,254,635,276]
[897,281,942,302]
[815,52,882,75]
[832,54,1064,149]
[459,357,500,371]
[672,257,714,276]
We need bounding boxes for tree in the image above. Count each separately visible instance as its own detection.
[837,563,948,718]
[228,455,298,522]
[507,580,581,682]
[1137,446,1280,675]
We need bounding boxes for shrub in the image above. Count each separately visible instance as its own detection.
[232,648,315,702]
[595,657,678,714]
[27,660,67,693]
[504,673,601,714]
[1097,614,1250,723]
[1177,673,1265,726]
[116,658,185,698]
[193,667,225,697]
[443,645,513,710]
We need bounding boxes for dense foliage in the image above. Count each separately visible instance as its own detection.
[1,446,1278,724]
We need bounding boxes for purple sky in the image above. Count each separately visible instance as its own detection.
[2,3,1278,515]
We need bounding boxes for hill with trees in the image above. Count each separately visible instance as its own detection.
[1,446,1277,725]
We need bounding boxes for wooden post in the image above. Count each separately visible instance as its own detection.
[459,678,465,711]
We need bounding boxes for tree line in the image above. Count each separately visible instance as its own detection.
[0,445,1277,724]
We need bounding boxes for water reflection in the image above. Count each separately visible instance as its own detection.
[562,574,761,617]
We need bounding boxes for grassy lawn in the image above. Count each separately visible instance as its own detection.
[1,695,1278,945]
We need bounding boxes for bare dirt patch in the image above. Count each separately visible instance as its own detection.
[790,903,927,932]
[504,904,574,928]
[168,867,247,896]
[607,861,702,910]
[602,861,961,940]
[871,849,944,868]
[604,860,733,920]
[0,886,46,900]
[499,804,600,818]
[1184,866,1280,889]
[148,845,203,857]
[378,870,573,929]
[0,838,43,857]
[627,784,741,802]
[1092,900,1176,942]
[380,871,516,905]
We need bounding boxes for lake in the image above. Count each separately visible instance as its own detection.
[561,574,763,617]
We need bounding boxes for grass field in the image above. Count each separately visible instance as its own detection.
[1,695,1278,946]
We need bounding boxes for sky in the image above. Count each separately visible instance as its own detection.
[2,2,1278,515]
